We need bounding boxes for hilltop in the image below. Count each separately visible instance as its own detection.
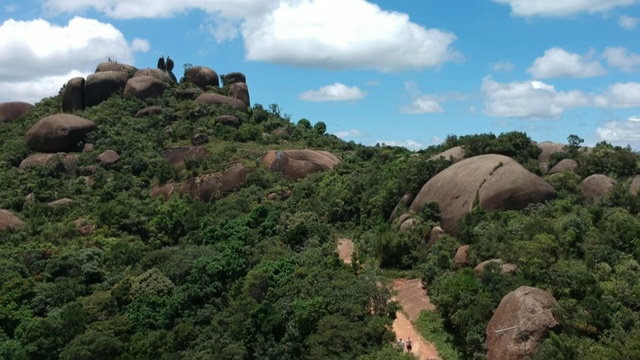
[1,60,640,360]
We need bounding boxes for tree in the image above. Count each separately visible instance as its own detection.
[314,121,327,135]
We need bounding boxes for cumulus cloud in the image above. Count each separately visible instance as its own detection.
[527,47,606,79]
[400,81,445,114]
[334,129,361,138]
[43,0,461,71]
[596,82,640,108]
[602,47,640,72]
[376,139,424,151]
[619,15,640,29]
[0,70,86,104]
[493,60,516,72]
[0,17,149,102]
[492,0,638,17]
[481,76,590,119]
[597,116,640,147]
[298,83,367,102]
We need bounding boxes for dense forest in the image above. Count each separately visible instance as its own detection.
[1,64,640,360]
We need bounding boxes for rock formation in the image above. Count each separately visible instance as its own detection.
[548,158,578,175]
[162,146,209,169]
[580,174,616,202]
[19,153,79,173]
[537,142,566,174]
[96,150,120,164]
[195,93,248,112]
[95,61,136,74]
[185,66,220,90]
[84,71,129,108]
[486,286,559,360]
[409,154,556,233]
[221,72,246,86]
[430,146,464,162]
[229,82,250,108]
[125,76,168,100]
[62,77,85,113]
[26,114,97,153]
[0,209,25,232]
[260,149,340,180]
[0,101,34,123]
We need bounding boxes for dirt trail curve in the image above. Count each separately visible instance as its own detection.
[336,239,440,360]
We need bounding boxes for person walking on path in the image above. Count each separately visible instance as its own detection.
[406,337,413,352]
[397,338,405,351]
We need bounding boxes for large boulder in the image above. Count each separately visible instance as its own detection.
[216,115,240,128]
[260,149,340,180]
[19,153,79,173]
[537,142,566,174]
[221,72,246,86]
[84,71,129,108]
[430,146,464,162]
[62,77,85,113]
[453,245,469,266]
[133,68,172,83]
[95,62,136,74]
[96,150,120,164]
[548,158,578,175]
[474,259,518,276]
[221,164,254,192]
[409,154,555,233]
[173,88,203,100]
[195,93,248,112]
[26,114,97,153]
[229,82,250,108]
[0,209,25,232]
[151,183,176,201]
[135,106,164,118]
[0,101,34,123]
[179,173,222,203]
[185,66,219,90]
[486,286,559,360]
[630,175,640,196]
[124,76,168,100]
[580,174,616,202]
[162,146,209,169]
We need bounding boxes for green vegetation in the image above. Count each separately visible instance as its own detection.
[1,75,640,360]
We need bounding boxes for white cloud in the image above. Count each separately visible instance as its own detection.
[400,81,445,114]
[376,139,424,151]
[242,0,461,71]
[481,75,590,119]
[527,47,606,79]
[492,0,638,17]
[42,0,277,19]
[597,116,640,147]
[44,0,461,71]
[0,17,149,102]
[201,15,240,43]
[334,129,361,138]
[619,15,640,29]
[493,59,516,72]
[4,5,17,12]
[0,70,87,104]
[602,47,640,72]
[598,82,640,108]
[298,83,367,102]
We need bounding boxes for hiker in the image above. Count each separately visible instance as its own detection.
[406,337,412,352]
[397,338,404,351]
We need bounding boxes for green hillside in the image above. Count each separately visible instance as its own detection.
[2,72,640,360]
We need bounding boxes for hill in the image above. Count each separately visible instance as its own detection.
[1,60,640,360]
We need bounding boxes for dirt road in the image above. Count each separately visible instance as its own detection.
[336,239,440,360]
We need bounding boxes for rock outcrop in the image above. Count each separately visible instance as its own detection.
[580,174,616,202]
[0,209,25,232]
[0,101,34,123]
[430,146,464,162]
[84,71,129,108]
[548,159,578,175]
[62,77,85,113]
[454,245,469,266]
[630,175,640,196]
[26,114,97,153]
[125,76,168,100]
[409,154,556,233]
[260,149,340,180]
[174,88,203,101]
[537,142,566,174]
[133,68,172,84]
[185,66,219,90]
[486,286,559,360]
[221,72,246,86]
[96,150,120,164]
[19,153,79,173]
[474,259,517,275]
[216,115,240,128]
[195,93,248,112]
[95,61,136,74]
[229,82,250,108]
[136,106,164,118]
[162,146,209,169]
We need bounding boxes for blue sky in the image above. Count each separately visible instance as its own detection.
[2,0,640,150]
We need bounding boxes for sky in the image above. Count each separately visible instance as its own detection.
[1,0,640,150]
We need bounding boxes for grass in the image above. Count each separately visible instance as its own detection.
[414,310,462,360]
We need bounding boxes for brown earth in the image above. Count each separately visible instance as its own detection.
[337,238,354,264]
